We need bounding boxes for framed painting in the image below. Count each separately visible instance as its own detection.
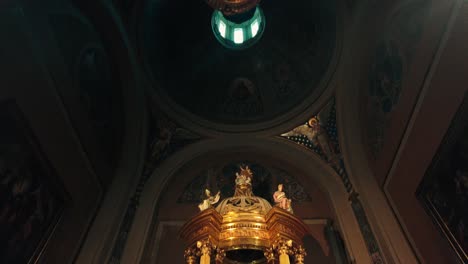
[417,92,468,263]
[0,100,66,263]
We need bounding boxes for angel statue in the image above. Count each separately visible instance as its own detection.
[198,189,221,211]
[273,184,293,213]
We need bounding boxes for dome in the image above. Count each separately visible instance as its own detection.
[140,0,338,127]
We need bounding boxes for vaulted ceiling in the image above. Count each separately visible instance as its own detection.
[1,0,466,263]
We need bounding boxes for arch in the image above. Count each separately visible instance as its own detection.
[121,136,371,263]
[70,1,148,263]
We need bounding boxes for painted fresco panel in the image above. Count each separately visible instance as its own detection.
[0,101,66,263]
[363,0,454,185]
[417,93,468,263]
[364,0,431,159]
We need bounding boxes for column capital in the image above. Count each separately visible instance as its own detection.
[215,247,226,264]
[184,246,198,264]
[293,245,307,264]
[264,246,277,263]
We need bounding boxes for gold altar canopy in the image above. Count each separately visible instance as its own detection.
[179,166,309,264]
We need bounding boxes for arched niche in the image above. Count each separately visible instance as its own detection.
[121,136,371,263]
[153,158,337,263]
[158,158,334,221]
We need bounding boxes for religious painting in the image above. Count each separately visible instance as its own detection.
[0,101,66,263]
[366,40,403,157]
[281,99,343,170]
[363,0,431,159]
[145,104,199,176]
[417,93,468,263]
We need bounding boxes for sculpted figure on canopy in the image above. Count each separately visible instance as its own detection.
[234,165,254,197]
[273,184,293,213]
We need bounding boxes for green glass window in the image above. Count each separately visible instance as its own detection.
[218,20,226,38]
[211,6,265,50]
[233,28,244,44]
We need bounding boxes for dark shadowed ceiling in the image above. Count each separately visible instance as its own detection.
[139,0,337,125]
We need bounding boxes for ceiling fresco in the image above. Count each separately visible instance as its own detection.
[48,13,124,167]
[417,93,468,262]
[0,102,66,264]
[145,103,200,173]
[363,0,431,159]
[140,0,337,124]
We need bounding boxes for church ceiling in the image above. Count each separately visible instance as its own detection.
[139,0,337,125]
[107,0,444,262]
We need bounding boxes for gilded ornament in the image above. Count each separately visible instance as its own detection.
[198,189,221,211]
[293,245,307,264]
[180,166,309,263]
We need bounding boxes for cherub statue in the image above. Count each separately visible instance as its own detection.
[198,189,221,211]
[273,184,293,213]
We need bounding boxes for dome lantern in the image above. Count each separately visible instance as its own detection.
[205,0,265,50]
